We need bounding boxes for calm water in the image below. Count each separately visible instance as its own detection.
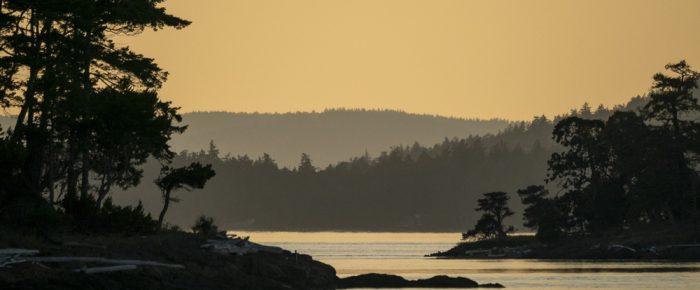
[234,232,700,290]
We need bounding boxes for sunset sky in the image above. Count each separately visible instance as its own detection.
[124,0,700,120]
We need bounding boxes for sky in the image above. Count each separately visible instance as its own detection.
[122,0,700,121]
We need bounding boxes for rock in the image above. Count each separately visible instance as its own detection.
[339,273,411,288]
[480,282,506,288]
[0,232,337,290]
[338,273,501,288]
[415,275,479,288]
[201,237,286,256]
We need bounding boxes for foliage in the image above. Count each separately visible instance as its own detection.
[97,198,158,234]
[156,162,216,228]
[0,1,211,234]
[63,195,157,234]
[0,128,25,202]
[192,215,219,236]
[463,192,514,240]
[520,61,700,241]
[517,185,567,241]
[165,126,556,230]
[0,194,63,232]
[297,153,316,174]
[153,100,639,230]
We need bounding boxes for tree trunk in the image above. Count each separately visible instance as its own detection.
[95,175,112,208]
[80,152,90,200]
[157,189,172,230]
[65,143,79,205]
[47,142,55,204]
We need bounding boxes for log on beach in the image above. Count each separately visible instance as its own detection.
[0,249,40,256]
[74,265,138,274]
[23,257,185,269]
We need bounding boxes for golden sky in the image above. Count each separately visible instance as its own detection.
[123,0,700,120]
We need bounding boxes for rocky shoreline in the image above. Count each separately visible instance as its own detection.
[0,231,503,290]
[429,229,700,260]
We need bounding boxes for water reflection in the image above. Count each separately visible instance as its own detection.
[235,232,700,289]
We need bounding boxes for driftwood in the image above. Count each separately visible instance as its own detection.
[0,248,184,271]
[74,265,138,274]
[0,249,40,268]
[0,259,26,268]
[23,257,185,269]
[0,249,40,256]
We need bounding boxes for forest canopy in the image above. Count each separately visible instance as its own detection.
[116,97,646,231]
[516,61,700,240]
[0,0,213,233]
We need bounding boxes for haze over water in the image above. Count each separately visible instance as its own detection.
[237,232,700,290]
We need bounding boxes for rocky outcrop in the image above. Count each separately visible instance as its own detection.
[0,232,337,290]
[338,273,504,288]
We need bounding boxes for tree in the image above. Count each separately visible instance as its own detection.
[643,60,699,140]
[57,0,190,203]
[156,162,216,229]
[298,153,316,174]
[0,1,190,213]
[547,116,615,231]
[192,215,219,236]
[548,117,608,191]
[88,87,185,207]
[0,125,25,205]
[642,60,700,222]
[517,185,567,241]
[463,191,514,240]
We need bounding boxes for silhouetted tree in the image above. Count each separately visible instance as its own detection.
[522,61,700,237]
[298,153,316,174]
[464,191,514,240]
[517,185,567,241]
[192,215,219,236]
[88,87,185,207]
[0,1,190,225]
[156,162,216,229]
[642,60,700,222]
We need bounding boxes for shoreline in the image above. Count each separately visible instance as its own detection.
[428,228,700,260]
[0,230,503,289]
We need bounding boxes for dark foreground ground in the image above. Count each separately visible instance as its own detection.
[0,230,501,290]
[431,224,700,259]
[0,231,336,290]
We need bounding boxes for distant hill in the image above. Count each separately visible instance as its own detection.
[171,109,511,168]
[112,97,656,231]
[3,110,511,168]
[4,97,681,231]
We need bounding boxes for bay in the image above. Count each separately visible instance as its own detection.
[235,232,700,290]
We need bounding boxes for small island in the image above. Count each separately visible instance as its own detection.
[432,62,700,260]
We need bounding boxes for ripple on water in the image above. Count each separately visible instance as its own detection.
[234,231,700,290]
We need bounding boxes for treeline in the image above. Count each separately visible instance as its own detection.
[126,98,642,231]
[0,1,213,233]
[465,61,700,241]
[161,131,550,230]
[168,109,513,168]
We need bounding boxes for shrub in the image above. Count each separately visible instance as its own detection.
[63,196,157,235]
[192,215,219,236]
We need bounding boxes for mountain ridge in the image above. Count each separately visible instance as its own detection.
[168,108,513,167]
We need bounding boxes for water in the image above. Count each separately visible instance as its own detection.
[235,232,700,289]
